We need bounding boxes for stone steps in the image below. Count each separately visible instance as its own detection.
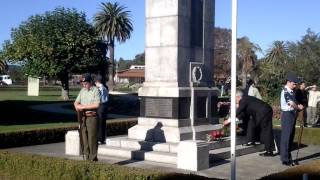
[209,143,265,162]
[106,136,178,153]
[98,135,264,165]
[98,146,177,164]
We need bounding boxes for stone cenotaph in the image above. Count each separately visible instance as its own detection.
[98,0,221,171]
[130,0,219,143]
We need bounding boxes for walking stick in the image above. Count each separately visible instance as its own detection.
[77,110,85,160]
[295,110,304,164]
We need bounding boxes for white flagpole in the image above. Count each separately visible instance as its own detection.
[231,0,238,179]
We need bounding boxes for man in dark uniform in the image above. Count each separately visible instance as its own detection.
[295,81,308,127]
[235,89,274,156]
[242,79,261,146]
[74,73,100,161]
[280,73,303,166]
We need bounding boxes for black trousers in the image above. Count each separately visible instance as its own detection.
[257,110,274,152]
[97,103,108,142]
[246,117,261,143]
[280,111,296,162]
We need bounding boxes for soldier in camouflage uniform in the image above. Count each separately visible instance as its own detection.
[74,73,100,161]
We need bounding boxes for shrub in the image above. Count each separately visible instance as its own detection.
[0,127,77,149]
[0,151,214,180]
[0,151,163,180]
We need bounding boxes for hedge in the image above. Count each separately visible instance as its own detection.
[0,120,137,149]
[0,151,214,180]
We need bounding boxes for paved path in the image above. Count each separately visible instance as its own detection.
[5,142,320,180]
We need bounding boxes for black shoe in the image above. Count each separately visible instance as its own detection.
[259,151,274,157]
[282,161,295,166]
[243,142,255,146]
[292,160,299,165]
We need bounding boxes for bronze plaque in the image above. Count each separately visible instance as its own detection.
[145,98,173,118]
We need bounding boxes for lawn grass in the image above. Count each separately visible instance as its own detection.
[0,88,79,101]
[0,87,80,129]
[0,87,139,132]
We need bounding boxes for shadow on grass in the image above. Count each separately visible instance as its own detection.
[0,94,140,126]
[0,100,76,125]
[62,94,140,116]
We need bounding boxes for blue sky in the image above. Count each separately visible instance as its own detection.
[1,0,320,60]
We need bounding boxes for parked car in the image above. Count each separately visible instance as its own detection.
[0,75,12,85]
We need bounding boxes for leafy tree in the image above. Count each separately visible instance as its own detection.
[116,52,145,71]
[294,29,320,83]
[2,7,106,100]
[117,57,131,71]
[213,27,231,82]
[133,52,145,65]
[237,37,261,88]
[94,2,133,87]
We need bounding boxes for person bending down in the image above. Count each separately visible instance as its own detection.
[227,89,275,157]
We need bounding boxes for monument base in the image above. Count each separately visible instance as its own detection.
[177,140,209,171]
[128,118,223,143]
[134,85,220,143]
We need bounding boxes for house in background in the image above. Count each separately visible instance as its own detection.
[114,65,145,84]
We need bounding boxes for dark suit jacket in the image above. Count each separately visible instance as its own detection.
[295,89,308,107]
[237,96,273,124]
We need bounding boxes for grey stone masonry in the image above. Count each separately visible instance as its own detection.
[143,0,214,88]
[129,0,218,144]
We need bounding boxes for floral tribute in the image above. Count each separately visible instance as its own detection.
[206,127,228,142]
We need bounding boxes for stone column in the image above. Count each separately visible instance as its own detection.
[128,0,219,143]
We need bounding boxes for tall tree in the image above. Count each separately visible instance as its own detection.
[94,2,133,87]
[237,37,261,88]
[2,7,105,100]
[294,29,320,83]
[265,41,289,66]
[213,27,231,82]
[263,41,290,82]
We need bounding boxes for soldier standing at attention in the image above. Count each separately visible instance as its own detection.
[280,73,303,166]
[74,73,100,161]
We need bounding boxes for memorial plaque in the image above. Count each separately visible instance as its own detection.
[145,98,173,118]
[27,76,40,96]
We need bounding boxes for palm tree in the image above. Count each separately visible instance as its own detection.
[264,41,289,80]
[0,60,8,74]
[265,41,288,66]
[237,37,261,88]
[94,2,133,87]
[0,52,8,74]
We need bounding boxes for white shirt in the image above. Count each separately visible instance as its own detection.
[280,85,295,111]
[308,90,320,107]
[248,85,262,100]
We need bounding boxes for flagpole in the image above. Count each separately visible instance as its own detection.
[231,0,238,179]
